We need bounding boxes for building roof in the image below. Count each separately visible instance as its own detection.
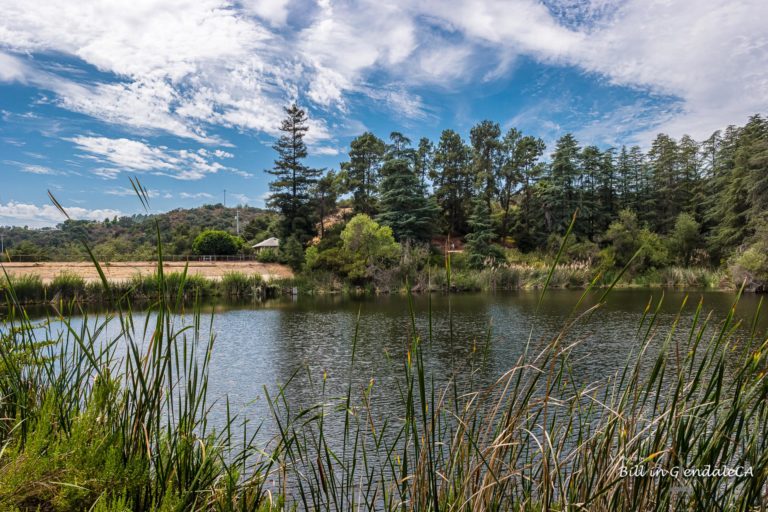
[252,237,279,248]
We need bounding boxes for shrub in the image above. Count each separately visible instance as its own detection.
[192,230,242,255]
[668,212,701,265]
[340,214,400,281]
[254,248,280,263]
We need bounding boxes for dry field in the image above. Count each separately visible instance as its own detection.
[1,261,293,284]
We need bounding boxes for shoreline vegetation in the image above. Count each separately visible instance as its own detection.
[1,215,767,510]
[0,262,732,306]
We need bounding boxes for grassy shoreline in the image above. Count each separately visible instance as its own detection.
[2,250,766,510]
[1,263,733,306]
[0,270,280,305]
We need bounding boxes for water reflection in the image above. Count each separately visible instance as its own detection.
[10,289,767,447]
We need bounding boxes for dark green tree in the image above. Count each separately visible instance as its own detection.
[314,170,341,239]
[376,158,437,242]
[647,133,682,232]
[342,132,386,215]
[549,134,581,233]
[431,129,472,235]
[465,196,504,268]
[265,103,321,242]
[469,120,502,208]
[414,137,434,191]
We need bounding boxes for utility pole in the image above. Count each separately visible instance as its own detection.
[223,189,227,208]
[235,209,240,235]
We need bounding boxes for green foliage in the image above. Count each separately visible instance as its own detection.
[192,229,242,255]
[465,197,504,268]
[341,132,386,215]
[668,212,701,265]
[51,271,87,298]
[220,272,264,297]
[603,209,668,273]
[340,214,400,280]
[265,103,321,241]
[431,129,473,235]
[7,240,48,261]
[280,235,305,271]
[376,158,437,242]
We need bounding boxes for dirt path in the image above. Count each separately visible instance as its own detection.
[1,261,294,284]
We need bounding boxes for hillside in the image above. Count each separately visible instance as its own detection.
[0,204,276,261]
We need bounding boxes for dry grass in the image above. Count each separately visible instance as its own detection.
[1,260,293,284]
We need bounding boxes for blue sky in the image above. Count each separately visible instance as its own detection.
[1,0,766,227]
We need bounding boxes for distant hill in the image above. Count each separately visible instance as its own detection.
[1,204,277,261]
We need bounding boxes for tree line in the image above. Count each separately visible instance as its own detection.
[266,104,768,277]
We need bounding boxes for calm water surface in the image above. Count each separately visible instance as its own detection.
[19,289,768,444]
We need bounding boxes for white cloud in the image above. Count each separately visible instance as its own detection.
[68,136,234,180]
[20,164,60,175]
[0,0,766,145]
[179,192,215,199]
[104,186,160,198]
[244,0,292,26]
[0,201,121,227]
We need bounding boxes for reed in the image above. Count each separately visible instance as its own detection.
[0,192,765,510]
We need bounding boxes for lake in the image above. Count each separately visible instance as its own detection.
[24,288,766,447]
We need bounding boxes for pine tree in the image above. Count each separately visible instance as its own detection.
[498,131,544,242]
[465,196,504,268]
[549,134,581,233]
[266,103,321,242]
[414,137,434,192]
[342,132,386,215]
[648,133,681,233]
[431,129,472,235]
[314,170,340,239]
[469,120,502,208]
[376,158,437,242]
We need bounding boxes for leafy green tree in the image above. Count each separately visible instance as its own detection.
[340,214,400,280]
[431,129,472,235]
[669,212,701,265]
[192,230,241,255]
[376,158,437,242]
[8,240,48,261]
[243,214,278,243]
[603,209,668,272]
[342,132,386,215]
[266,103,321,242]
[603,209,643,268]
[465,197,504,268]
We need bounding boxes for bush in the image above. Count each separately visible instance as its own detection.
[192,230,242,256]
[254,248,280,263]
[340,214,400,281]
[668,212,701,265]
[731,244,768,292]
[280,236,305,271]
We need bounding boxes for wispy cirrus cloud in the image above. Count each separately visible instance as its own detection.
[0,0,766,149]
[68,136,235,180]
